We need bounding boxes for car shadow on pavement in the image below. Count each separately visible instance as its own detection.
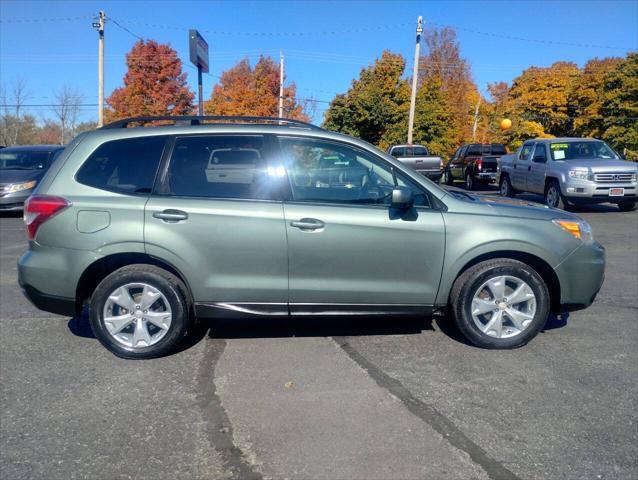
[67,313,435,354]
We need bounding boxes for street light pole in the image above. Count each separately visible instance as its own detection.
[279,52,285,118]
[93,11,106,127]
[407,16,423,145]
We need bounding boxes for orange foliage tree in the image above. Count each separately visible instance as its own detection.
[105,40,194,121]
[205,56,309,121]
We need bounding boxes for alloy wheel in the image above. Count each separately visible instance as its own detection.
[102,282,173,348]
[470,275,536,339]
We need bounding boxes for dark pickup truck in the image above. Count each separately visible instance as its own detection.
[444,143,507,190]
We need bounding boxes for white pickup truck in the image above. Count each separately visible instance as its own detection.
[498,137,637,211]
[387,144,443,182]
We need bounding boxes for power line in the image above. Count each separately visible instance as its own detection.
[108,16,144,41]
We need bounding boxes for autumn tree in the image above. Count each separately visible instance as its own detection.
[507,62,580,137]
[105,40,194,121]
[419,27,477,145]
[323,51,409,147]
[205,56,309,120]
[600,52,638,154]
[570,58,622,138]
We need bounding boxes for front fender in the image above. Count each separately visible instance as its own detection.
[436,212,580,305]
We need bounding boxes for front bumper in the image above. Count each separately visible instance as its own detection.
[563,180,637,203]
[0,189,31,211]
[554,241,605,311]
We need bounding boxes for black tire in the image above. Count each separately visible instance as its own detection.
[450,259,550,349]
[499,175,516,197]
[544,180,566,209]
[444,167,454,186]
[465,171,474,191]
[89,264,191,359]
[618,200,637,212]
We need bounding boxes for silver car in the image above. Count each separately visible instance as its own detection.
[498,138,637,211]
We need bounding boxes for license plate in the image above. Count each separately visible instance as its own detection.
[609,188,624,196]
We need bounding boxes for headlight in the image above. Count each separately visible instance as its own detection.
[3,180,37,194]
[552,219,594,243]
[568,169,592,181]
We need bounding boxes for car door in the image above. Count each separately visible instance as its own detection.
[145,134,289,315]
[528,143,548,194]
[512,141,534,191]
[278,135,445,313]
[451,146,467,179]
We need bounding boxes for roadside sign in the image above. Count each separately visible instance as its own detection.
[189,29,209,73]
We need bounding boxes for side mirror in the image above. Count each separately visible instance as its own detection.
[391,186,413,209]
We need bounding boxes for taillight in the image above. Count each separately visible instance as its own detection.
[476,158,483,171]
[24,195,69,240]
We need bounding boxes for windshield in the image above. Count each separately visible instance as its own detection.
[549,141,619,161]
[0,151,50,170]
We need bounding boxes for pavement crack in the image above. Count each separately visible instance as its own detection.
[332,336,521,480]
[197,338,262,480]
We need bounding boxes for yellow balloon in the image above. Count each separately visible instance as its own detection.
[500,118,512,131]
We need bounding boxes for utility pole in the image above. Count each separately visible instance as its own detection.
[472,93,482,141]
[93,11,105,127]
[407,16,423,145]
[278,52,285,118]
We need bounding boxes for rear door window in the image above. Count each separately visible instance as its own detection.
[76,136,167,194]
[519,142,534,161]
[164,135,279,200]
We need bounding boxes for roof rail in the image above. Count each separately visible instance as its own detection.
[101,115,323,130]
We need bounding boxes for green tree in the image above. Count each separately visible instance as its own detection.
[381,76,456,156]
[600,53,638,154]
[323,51,409,147]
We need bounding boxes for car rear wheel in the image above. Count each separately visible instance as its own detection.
[89,264,191,359]
[618,200,636,212]
[450,259,550,349]
[499,175,515,197]
[544,180,566,209]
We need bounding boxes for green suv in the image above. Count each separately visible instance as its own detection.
[18,116,605,358]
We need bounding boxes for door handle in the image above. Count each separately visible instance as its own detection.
[153,209,188,222]
[290,218,325,230]
[528,165,532,171]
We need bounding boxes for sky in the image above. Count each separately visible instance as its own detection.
[1,0,637,124]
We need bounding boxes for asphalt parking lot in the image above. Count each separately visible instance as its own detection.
[1,188,637,480]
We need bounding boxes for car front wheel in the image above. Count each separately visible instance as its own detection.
[89,264,191,359]
[450,259,550,349]
[618,200,636,212]
[545,180,566,209]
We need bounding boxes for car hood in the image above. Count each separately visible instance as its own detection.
[446,191,579,221]
[564,159,638,171]
[0,169,44,184]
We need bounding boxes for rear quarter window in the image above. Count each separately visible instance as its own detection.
[76,136,167,194]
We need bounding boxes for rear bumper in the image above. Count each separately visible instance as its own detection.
[474,172,497,183]
[19,281,76,316]
[417,170,442,181]
[554,241,605,311]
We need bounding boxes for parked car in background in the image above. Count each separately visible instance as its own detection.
[387,144,443,181]
[0,145,65,211]
[18,116,604,358]
[498,138,637,211]
[444,143,507,190]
